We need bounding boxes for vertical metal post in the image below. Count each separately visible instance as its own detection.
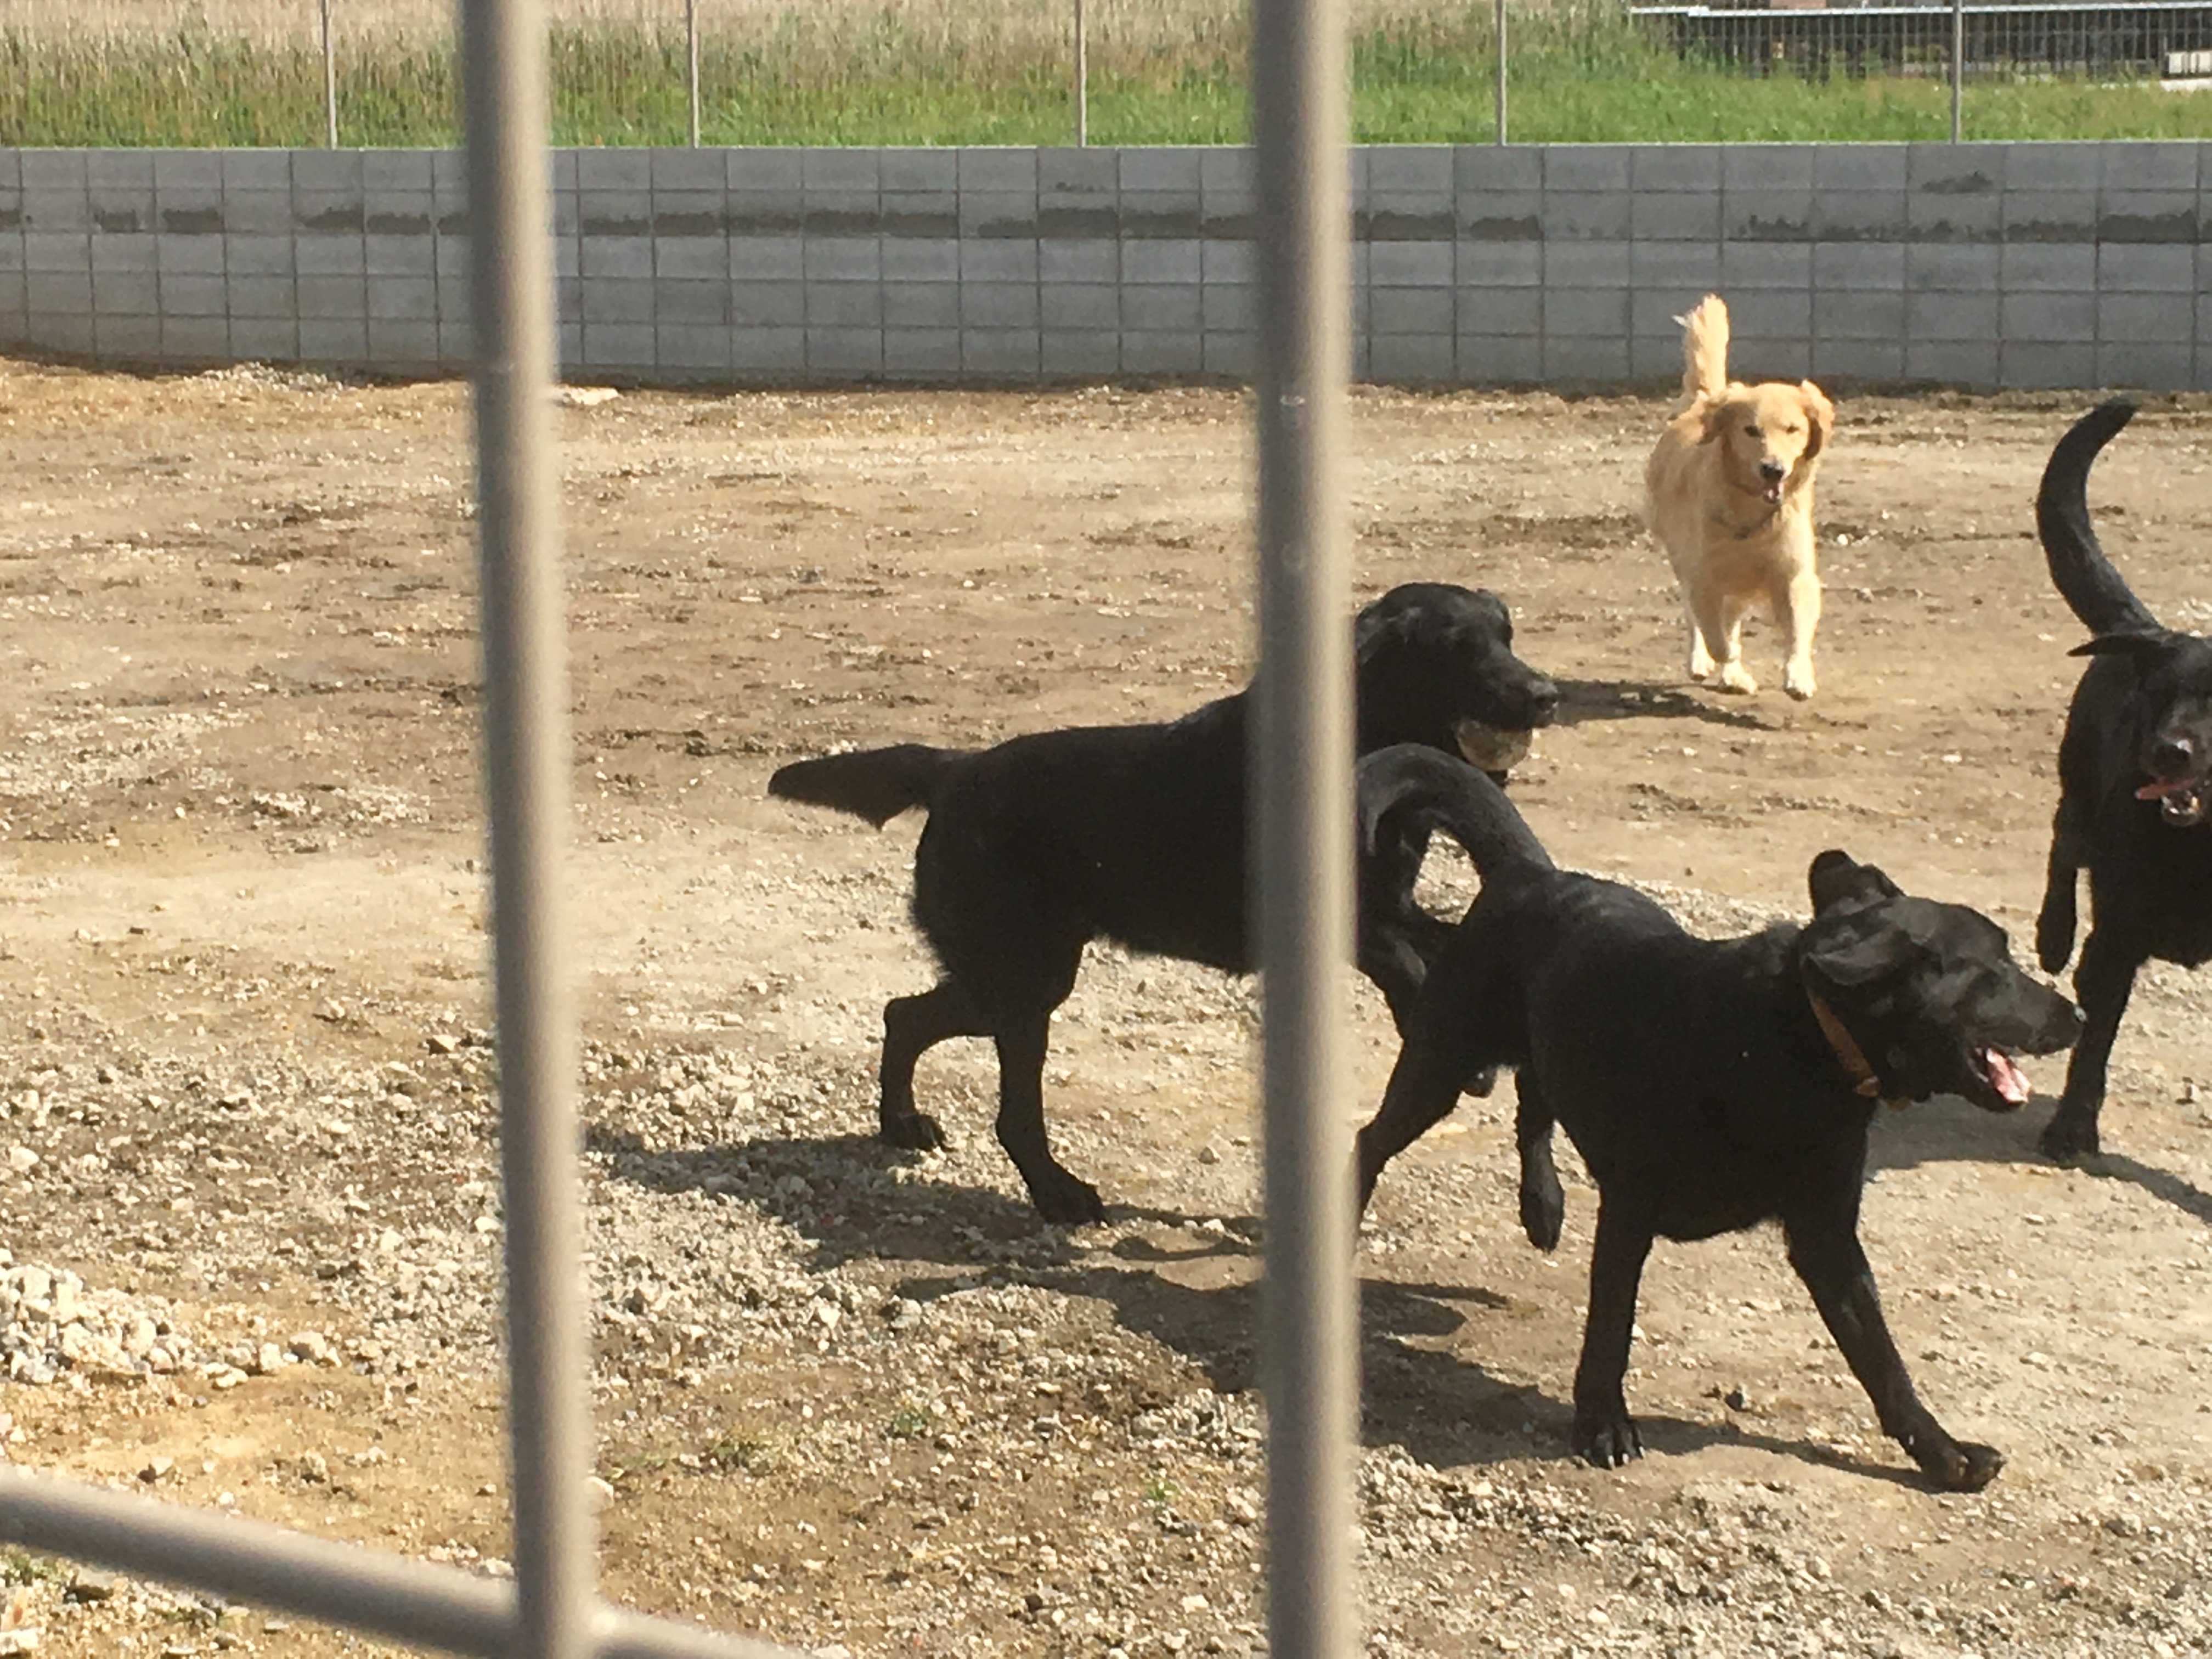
[1075,0,1089,146]
[320,0,338,148]
[686,0,702,147]
[1250,0,1355,1655]
[457,2,593,1659]
[1493,0,1508,145]
[1949,0,1964,142]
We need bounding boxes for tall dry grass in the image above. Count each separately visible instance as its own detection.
[3,0,2207,145]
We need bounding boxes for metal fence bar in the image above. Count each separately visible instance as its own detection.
[319,0,338,147]
[686,0,702,147]
[1951,0,1966,139]
[1075,0,1090,146]
[0,1468,798,1659]
[1494,0,1508,144]
[1249,0,1357,1655]
[454,0,596,1655]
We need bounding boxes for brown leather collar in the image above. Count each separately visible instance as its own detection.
[1805,986,1904,1109]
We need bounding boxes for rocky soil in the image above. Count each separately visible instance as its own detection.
[0,360,2208,1658]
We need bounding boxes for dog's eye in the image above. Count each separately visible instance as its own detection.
[1743,424,1759,437]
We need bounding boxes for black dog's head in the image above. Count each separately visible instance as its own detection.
[1798,851,2081,1113]
[1352,582,1559,775]
[2072,629,2212,828]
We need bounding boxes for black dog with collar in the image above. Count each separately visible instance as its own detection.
[1353,748,2080,1491]
[2034,402,2212,1160]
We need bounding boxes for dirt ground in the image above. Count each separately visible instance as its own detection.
[2,359,2210,1659]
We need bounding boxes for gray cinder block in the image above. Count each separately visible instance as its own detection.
[1905,338,1999,387]
[228,316,300,361]
[159,313,230,358]
[2000,338,2097,387]
[2097,340,2192,390]
[1455,330,1542,383]
[582,320,656,367]
[1370,285,1454,338]
[805,326,882,375]
[366,275,437,319]
[1809,336,1904,379]
[655,323,732,374]
[961,238,1039,283]
[1119,329,1199,375]
[730,281,805,328]
[1041,330,1120,377]
[1041,282,1117,331]
[885,281,961,329]
[655,279,730,328]
[1906,290,2001,342]
[729,325,805,372]
[807,283,884,329]
[1370,331,1454,383]
[2000,289,2098,343]
[1119,283,1199,333]
[885,326,963,375]
[1811,285,1905,342]
[1542,332,1630,380]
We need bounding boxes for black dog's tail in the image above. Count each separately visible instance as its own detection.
[2038,398,2158,639]
[768,743,962,827]
[1356,744,1555,877]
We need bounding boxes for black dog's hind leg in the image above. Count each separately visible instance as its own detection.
[1515,1075,1564,1252]
[992,1009,1105,1226]
[879,981,990,1150]
[1571,1192,1656,1470]
[1782,1204,2001,1492]
[2042,923,2143,1161]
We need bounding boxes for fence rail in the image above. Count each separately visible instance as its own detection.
[1634,1,2212,78]
[5,0,2212,147]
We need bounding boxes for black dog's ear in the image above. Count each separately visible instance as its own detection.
[1801,930,1909,991]
[2069,630,2176,665]
[1807,849,1901,915]
[1354,598,1416,667]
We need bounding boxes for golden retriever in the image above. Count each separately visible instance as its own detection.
[1645,294,1835,699]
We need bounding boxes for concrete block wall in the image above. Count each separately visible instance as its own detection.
[2,142,2209,389]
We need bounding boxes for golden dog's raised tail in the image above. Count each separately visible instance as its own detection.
[1677,293,1730,409]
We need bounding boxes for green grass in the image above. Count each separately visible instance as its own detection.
[4,12,2211,146]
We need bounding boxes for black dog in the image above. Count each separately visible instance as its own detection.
[1353,748,2080,1492]
[769,582,1559,1224]
[2034,400,2212,1161]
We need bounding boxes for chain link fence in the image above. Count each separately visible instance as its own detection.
[2,0,2209,148]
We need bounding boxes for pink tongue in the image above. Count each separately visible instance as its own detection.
[1980,1048,2029,1104]
[1763,483,1783,503]
[2137,778,2193,800]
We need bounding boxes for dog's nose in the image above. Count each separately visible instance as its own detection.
[1758,460,1786,483]
[1527,679,1560,724]
[2152,735,2197,777]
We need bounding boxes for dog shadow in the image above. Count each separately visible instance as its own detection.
[1866,1093,2212,1226]
[1549,676,1779,733]
[591,1121,1942,1486]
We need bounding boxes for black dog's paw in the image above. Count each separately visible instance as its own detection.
[881,1111,949,1152]
[2039,1108,2101,1163]
[1921,1440,2005,1493]
[1574,1411,1642,1471]
[1030,1170,1107,1228]
[1519,1171,1565,1252]
[2034,904,2074,977]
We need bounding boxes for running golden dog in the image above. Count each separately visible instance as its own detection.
[1645,295,1835,699]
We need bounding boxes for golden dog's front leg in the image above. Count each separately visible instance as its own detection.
[1684,607,1717,681]
[1778,567,1821,700]
[1689,588,1758,695]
